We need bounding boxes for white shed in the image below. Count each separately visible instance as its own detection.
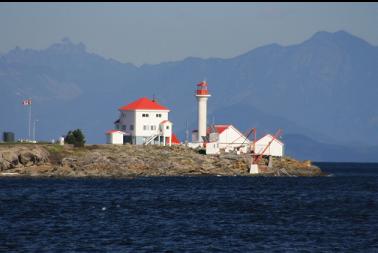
[106,130,125,145]
[208,125,250,152]
[254,134,284,157]
[206,141,220,155]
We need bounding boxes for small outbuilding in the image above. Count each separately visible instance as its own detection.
[106,130,125,145]
[207,125,250,152]
[254,134,284,157]
[205,141,220,155]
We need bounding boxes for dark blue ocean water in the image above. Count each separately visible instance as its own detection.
[0,163,377,252]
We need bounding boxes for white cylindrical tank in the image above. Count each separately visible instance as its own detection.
[59,136,65,145]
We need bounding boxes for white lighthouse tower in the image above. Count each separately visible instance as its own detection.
[195,81,211,142]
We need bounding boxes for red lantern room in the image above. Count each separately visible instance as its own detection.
[196,81,209,95]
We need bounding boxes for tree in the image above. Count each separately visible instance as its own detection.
[65,129,86,147]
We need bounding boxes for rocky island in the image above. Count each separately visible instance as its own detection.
[0,144,324,177]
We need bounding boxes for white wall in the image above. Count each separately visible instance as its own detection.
[254,135,284,157]
[218,126,250,150]
[119,111,136,134]
[118,109,169,137]
[106,132,124,144]
[206,142,220,155]
[188,142,202,149]
[134,110,169,137]
[160,121,172,137]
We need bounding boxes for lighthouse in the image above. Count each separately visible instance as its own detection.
[195,81,211,142]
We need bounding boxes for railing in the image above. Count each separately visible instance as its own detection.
[144,134,159,145]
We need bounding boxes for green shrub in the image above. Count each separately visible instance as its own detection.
[65,129,86,147]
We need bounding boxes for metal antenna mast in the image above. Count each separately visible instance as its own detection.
[185,120,189,144]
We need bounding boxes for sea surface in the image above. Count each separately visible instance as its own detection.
[0,163,377,252]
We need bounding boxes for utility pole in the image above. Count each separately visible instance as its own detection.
[185,120,189,144]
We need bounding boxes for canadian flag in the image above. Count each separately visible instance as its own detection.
[22,99,32,106]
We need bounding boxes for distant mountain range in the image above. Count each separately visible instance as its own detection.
[1,31,377,162]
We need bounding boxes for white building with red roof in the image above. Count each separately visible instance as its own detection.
[206,124,250,152]
[106,130,126,145]
[254,134,284,157]
[108,97,179,145]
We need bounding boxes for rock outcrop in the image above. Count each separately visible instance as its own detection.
[0,144,324,177]
[0,145,49,171]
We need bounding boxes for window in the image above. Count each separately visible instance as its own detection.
[130,125,134,131]
[143,125,148,131]
[151,125,156,130]
[122,125,126,131]
[166,126,170,130]
[156,113,162,118]
[142,113,149,117]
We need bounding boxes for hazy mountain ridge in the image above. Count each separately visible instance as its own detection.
[284,134,378,162]
[0,31,377,162]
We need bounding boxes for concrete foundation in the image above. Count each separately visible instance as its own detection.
[249,164,259,174]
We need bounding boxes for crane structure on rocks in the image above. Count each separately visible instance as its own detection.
[250,129,283,173]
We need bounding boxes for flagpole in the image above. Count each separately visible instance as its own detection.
[28,99,32,140]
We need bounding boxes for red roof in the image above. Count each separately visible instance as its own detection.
[119,97,169,111]
[171,133,180,144]
[160,120,171,124]
[207,125,230,134]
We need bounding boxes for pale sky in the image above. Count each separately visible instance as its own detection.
[0,2,377,65]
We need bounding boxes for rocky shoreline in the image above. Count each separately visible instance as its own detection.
[0,144,325,178]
